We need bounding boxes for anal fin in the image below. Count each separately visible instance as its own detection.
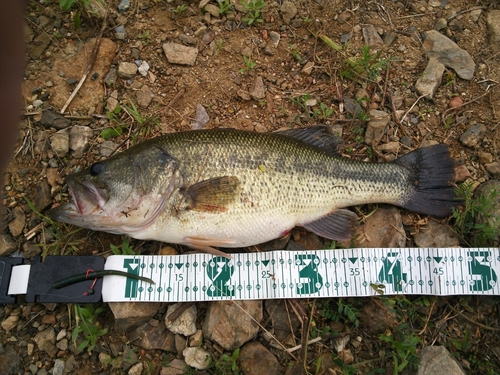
[301,209,359,241]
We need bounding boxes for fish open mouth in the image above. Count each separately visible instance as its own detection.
[69,180,108,215]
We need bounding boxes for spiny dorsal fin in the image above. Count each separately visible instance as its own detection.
[180,176,240,212]
[274,126,342,156]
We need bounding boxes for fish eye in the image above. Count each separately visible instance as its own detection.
[90,162,104,176]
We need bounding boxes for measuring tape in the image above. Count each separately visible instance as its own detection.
[100,248,499,302]
[3,248,498,303]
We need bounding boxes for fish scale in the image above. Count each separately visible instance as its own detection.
[49,127,459,254]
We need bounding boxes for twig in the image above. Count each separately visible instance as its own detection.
[400,91,430,124]
[441,91,490,127]
[286,337,323,353]
[418,299,436,335]
[446,302,500,332]
[395,12,436,19]
[61,12,108,113]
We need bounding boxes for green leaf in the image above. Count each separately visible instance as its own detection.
[100,126,123,139]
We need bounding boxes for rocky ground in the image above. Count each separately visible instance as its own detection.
[1,0,500,374]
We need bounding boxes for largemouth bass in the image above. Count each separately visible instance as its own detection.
[49,127,458,255]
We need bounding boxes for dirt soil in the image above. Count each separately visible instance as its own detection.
[2,0,500,374]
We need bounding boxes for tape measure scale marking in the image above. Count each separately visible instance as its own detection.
[101,248,500,302]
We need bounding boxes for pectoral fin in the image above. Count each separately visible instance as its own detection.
[301,209,359,241]
[180,176,240,212]
[185,236,235,259]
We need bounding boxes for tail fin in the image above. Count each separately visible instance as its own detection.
[396,144,460,217]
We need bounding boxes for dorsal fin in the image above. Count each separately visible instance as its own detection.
[274,126,341,155]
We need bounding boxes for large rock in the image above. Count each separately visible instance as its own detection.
[414,220,460,248]
[422,30,475,80]
[202,301,262,351]
[109,302,161,332]
[418,346,466,375]
[486,10,500,54]
[350,207,406,248]
[238,341,281,375]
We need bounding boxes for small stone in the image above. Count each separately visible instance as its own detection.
[478,151,493,164]
[418,346,466,375]
[343,98,363,118]
[189,330,203,347]
[470,9,482,23]
[415,57,445,98]
[183,347,211,370]
[129,363,143,375]
[338,10,352,23]
[23,241,41,258]
[40,110,71,130]
[0,234,17,256]
[237,89,251,101]
[136,85,153,108]
[160,359,186,375]
[33,328,58,358]
[301,61,314,75]
[118,0,130,13]
[106,96,119,112]
[448,19,463,32]
[118,62,138,79]
[165,303,198,336]
[56,338,68,351]
[249,76,265,100]
[33,99,44,108]
[52,359,65,375]
[9,206,26,237]
[1,315,19,332]
[191,104,210,130]
[435,18,447,31]
[362,24,384,46]
[56,329,67,341]
[485,162,500,177]
[30,32,51,59]
[115,25,127,40]
[50,129,69,157]
[269,31,280,48]
[163,43,198,66]
[280,1,297,25]
[459,123,487,147]
[69,125,94,158]
[241,46,253,58]
[104,68,118,87]
[138,61,150,76]
[179,34,197,46]
[365,109,390,145]
[42,314,57,325]
[448,96,463,108]
[100,140,118,157]
[204,4,220,17]
[340,33,351,44]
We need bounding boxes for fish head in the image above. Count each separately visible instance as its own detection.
[49,144,179,235]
